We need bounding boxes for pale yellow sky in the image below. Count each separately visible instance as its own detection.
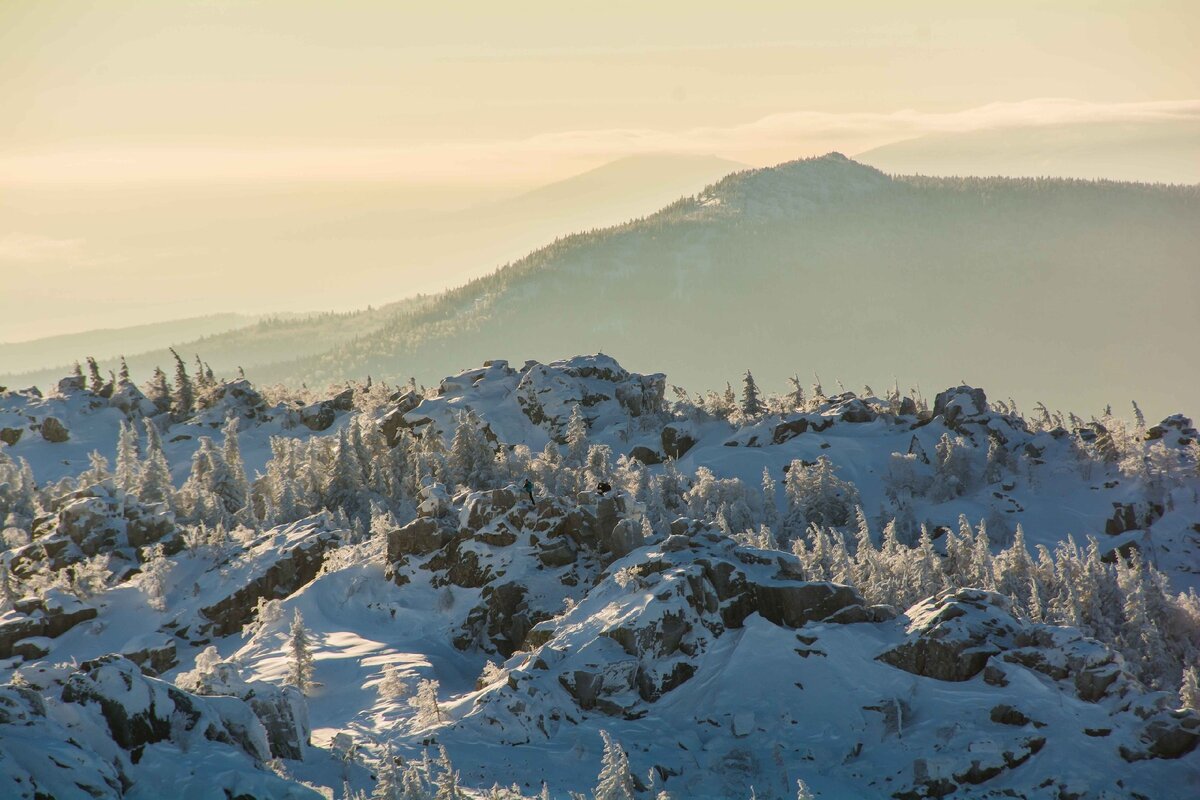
[2,1,1197,183]
[1,0,1197,341]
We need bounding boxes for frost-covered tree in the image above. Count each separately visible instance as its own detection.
[563,404,590,468]
[409,678,442,727]
[144,367,172,414]
[326,426,366,518]
[448,410,495,489]
[594,730,636,800]
[373,743,402,800]
[761,467,779,534]
[114,420,141,495]
[741,370,765,417]
[286,609,316,695]
[782,456,861,538]
[140,543,172,611]
[379,664,410,700]
[220,416,249,516]
[169,348,194,420]
[433,746,462,800]
[138,419,174,508]
[1180,666,1200,712]
[930,433,973,501]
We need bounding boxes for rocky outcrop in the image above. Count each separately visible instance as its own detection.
[60,655,271,760]
[198,523,340,637]
[298,401,336,431]
[39,415,69,443]
[0,590,98,659]
[661,423,697,459]
[878,590,1020,682]
[188,659,311,760]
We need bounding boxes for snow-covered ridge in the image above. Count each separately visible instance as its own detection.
[1,355,1199,798]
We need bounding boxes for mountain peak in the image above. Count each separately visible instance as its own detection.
[697,152,893,217]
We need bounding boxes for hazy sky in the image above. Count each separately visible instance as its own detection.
[2,1,1198,340]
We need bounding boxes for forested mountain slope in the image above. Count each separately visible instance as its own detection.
[259,155,1200,417]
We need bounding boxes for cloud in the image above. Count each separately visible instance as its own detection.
[0,233,84,263]
[1,98,1195,185]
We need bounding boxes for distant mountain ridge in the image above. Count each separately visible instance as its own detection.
[267,153,1200,419]
[6,154,1198,419]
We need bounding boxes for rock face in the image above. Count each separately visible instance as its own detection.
[12,480,176,578]
[491,525,865,719]
[39,415,69,443]
[661,423,698,459]
[878,590,1020,682]
[299,401,336,431]
[373,354,666,450]
[61,654,272,760]
[198,520,341,637]
[0,656,319,799]
[188,659,311,760]
[0,590,98,659]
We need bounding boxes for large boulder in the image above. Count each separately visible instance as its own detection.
[187,659,311,760]
[878,590,1021,682]
[60,654,272,761]
[298,401,335,431]
[0,590,98,659]
[661,423,698,459]
[386,517,455,561]
[39,416,69,443]
[198,522,340,637]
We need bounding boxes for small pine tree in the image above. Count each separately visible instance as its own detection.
[564,404,589,467]
[85,357,104,394]
[286,609,316,695]
[594,730,636,800]
[114,420,141,495]
[374,743,401,800]
[145,367,172,414]
[138,419,175,508]
[140,543,172,611]
[1180,666,1200,711]
[433,746,461,800]
[170,348,194,419]
[379,664,410,700]
[118,356,130,383]
[408,678,442,727]
[741,370,765,417]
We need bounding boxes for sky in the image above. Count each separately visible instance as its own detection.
[1,0,1198,341]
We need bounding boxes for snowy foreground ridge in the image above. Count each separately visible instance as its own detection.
[0,354,1198,799]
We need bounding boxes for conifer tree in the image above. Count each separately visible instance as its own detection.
[118,356,130,383]
[327,426,366,517]
[564,404,589,467]
[145,367,172,414]
[1180,666,1200,712]
[85,357,104,394]
[433,746,461,800]
[170,348,194,419]
[594,730,636,800]
[220,416,249,516]
[409,678,442,727]
[286,609,315,695]
[741,370,765,417]
[138,419,174,508]
[787,375,806,410]
[374,743,401,800]
[114,420,141,495]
